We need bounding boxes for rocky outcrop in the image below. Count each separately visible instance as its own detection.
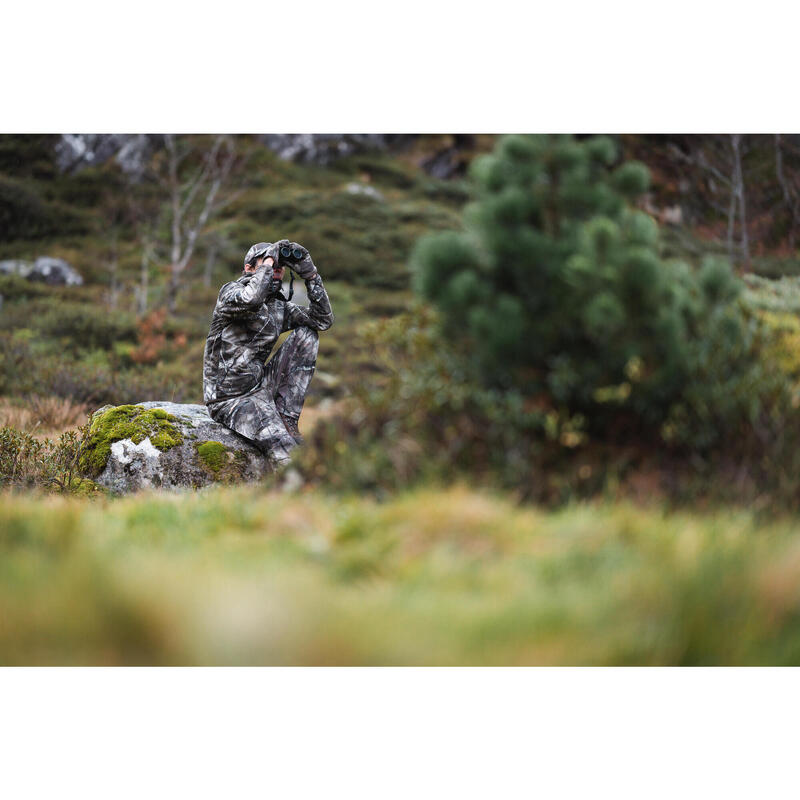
[0,256,83,286]
[0,260,33,279]
[29,256,84,286]
[260,134,410,165]
[84,402,273,494]
[420,134,475,179]
[55,134,153,176]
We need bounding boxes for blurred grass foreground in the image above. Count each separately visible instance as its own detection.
[4,485,800,665]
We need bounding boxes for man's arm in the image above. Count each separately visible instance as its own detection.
[217,259,281,316]
[283,273,334,332]
[281,243,334,331]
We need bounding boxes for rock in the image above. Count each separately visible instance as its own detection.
[344,182,384,201]
[29,257,83,286]
[260,134,410,166]
[420,135,476,179]
[55,134,152,176]
[0,259,33,279]
[0,256,83,286]
[85,402,273,494]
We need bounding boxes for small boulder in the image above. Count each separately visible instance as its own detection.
[29,256,83,286]
[83,402,273,494]
[0,259,33,279]
[0,256,83,286]
[260,134,410,165]
[344,182,384,201]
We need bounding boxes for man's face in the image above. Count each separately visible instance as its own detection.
[244,255,285,280]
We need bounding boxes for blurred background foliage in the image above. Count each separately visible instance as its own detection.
[410,135,773,445]
[6,133,800,663]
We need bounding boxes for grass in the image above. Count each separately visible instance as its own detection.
[3,485,800,665]
[0,395,89,437]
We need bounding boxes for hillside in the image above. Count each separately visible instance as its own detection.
[0,135,481,419]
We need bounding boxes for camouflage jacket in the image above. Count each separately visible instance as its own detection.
[203,266,334,406]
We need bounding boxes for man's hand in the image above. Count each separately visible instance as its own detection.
[265,239,290,268]
[289,242,319,280]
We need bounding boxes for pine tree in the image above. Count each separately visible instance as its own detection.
[411,134,765,442]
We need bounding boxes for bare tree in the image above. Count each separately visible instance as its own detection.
[158,135,238,312]
[203,230,223,288]
[775,134,800,250]
[669,135,751,267]
[135,226,155,316]
[99,185,127,311]
[730,134,749,266]
[107,230,120,310]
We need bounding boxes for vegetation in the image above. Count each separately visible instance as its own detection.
[411,135,776,447]
[195,440,247,483]
[299,136,800,510]
[3,486,800,665]
[0,424,100,494]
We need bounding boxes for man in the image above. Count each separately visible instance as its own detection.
[203,239,334,467]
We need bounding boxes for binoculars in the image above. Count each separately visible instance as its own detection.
[280,245,306,262]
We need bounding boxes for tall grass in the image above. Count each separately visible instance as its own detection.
[3,486,800,665]
[0,395,89,436]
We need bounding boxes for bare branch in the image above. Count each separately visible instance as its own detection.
[176,141,236,273]
[144,134,241,312]
[179,135,225,219]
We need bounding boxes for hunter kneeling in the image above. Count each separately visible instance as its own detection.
[202,240,334,467]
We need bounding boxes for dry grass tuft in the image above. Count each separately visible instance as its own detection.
[0,395,89,437]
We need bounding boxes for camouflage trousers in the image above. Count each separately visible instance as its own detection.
[207,326,318,464]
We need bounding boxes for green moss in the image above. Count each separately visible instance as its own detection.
[69,478,104,497]
[195,440,247,484]
[196,441,229,475]
[79,405,183,477]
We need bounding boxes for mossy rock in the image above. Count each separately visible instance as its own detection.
[80,404,183,477]
[86,402,273,494]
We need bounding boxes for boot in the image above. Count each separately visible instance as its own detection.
[280,413,304,445]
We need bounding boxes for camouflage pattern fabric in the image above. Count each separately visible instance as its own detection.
[203,259,333,465]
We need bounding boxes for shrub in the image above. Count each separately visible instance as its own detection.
[0,175,90,241]
[297,304,800,508]
[411,134,778,447]
[34,302,137,353]
[0,275,54,302]
[0,424,100,494]
[297,306,588,500]
[0,134,57,179]
[0,329,200,408]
